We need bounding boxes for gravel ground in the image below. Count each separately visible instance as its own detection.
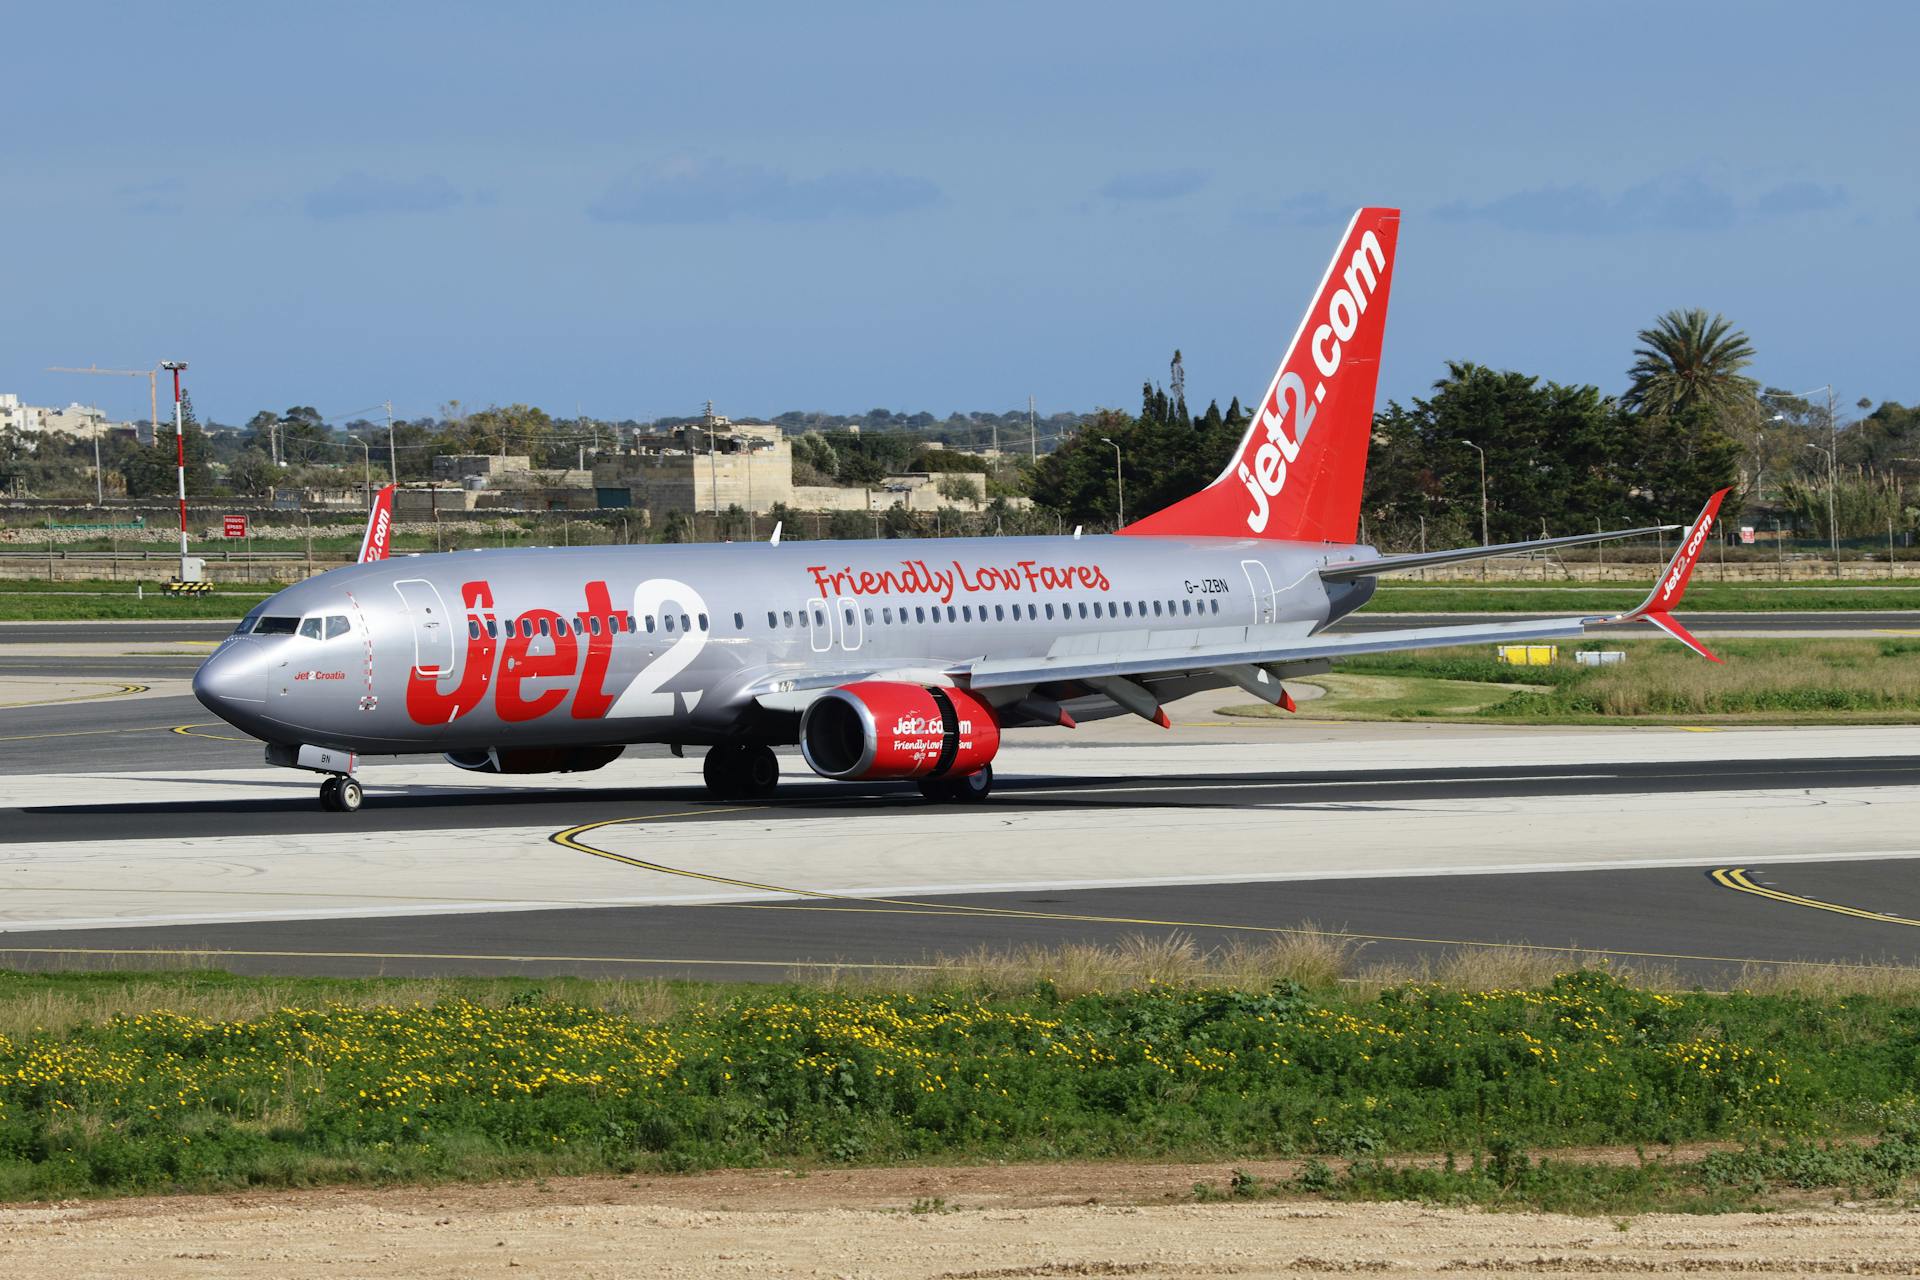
[5,1160,1918,1279]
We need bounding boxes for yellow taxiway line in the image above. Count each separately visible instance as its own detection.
[0,682,148,710]
[552,813,1916,973]
[1711,866,1918,928]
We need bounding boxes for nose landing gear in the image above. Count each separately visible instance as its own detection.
[702,743,781,800]
[319,775,363,813]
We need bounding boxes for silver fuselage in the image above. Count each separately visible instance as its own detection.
[193,533,1376,756]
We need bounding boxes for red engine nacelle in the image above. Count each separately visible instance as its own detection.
[444,745,625,774]
[799,681,1001,781]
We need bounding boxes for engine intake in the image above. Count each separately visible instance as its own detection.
[800,682,1000,781]
[444,745,625,774]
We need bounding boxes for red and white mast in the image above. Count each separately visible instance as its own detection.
[160,360,189,581]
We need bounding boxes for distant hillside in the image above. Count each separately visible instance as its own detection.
[637,407,1094,454]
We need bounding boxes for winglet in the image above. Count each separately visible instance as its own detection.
[357,484,396,563]
[1602,488,1730,662]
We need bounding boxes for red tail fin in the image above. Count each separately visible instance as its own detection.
[1118,207,1399,543]
[358,484,395,563]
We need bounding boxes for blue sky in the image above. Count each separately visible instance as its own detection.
[5,1,1914,428]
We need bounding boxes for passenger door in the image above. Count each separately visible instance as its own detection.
[1240,560,1277,625]
[805,596,832,653]
[393,579,455,676]
[836,596,864,652]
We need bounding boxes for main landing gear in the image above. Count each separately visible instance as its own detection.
[918,763,993,804]
[318,775,363,813]
[703,743,781,800]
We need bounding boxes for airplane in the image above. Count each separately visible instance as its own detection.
[193,207,1730,813]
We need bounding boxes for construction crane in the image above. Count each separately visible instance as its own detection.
[46,364,159,439]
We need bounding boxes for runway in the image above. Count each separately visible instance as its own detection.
[3,618,1920,985]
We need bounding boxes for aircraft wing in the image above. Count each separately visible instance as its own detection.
[954,614,1593,691]
[1317,522,1676,582]
[957,489,1730,705]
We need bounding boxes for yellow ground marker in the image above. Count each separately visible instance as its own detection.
[0,682,148,710]
[1711,867,1918,928]
[552,814,1905,972]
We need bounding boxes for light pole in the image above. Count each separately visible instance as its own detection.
[1805,442,1839,577]
[344,435,372,509]
[1462,439,1489,575]
[160,360,189,582]
[90,402,103,505]
[704,400,719,531]
[1099,436,1124,527]
[384,400,398,484]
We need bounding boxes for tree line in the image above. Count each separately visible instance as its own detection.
[5,308,1916,548]
[1034,310,1920,547]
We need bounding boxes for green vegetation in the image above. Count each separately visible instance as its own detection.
[8,310,1920,556]
[1227,638,1920,724]
[0,580,274,621]
[1371,579,1920,612]
[1193,1131,1920,1214]
[4,959,1920,1205]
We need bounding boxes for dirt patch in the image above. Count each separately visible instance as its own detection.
[6,1156,1918,1279]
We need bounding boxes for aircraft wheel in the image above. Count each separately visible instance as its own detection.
[335,777,364,813]
[950,764,993,803]
[702,744,744,799]
[739,744,780,798]
[918,765,993,803]
[318,777,341,811]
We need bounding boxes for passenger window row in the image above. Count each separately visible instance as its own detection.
[464,613,718,640]
[261,593,1225,646]
[755,597,1222,629]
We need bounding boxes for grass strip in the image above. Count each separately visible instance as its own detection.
[0,580,276,621]
[1372,580,1920,612]
[1224,638,1920,724]
[1194,1132,1920,1214]
[4,963,1920,1204]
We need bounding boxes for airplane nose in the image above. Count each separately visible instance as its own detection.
[193,637,268,721]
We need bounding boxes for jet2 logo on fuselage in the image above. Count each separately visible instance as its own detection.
[402,578,709,726]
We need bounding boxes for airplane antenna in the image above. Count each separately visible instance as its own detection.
[1029,395,1036,460]
[769,521,782,546]
[1072,525,1082,540]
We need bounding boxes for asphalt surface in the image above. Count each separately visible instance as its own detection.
[1,858,1916,986]
[6,751,1917,846]
[4,691,1920,981]
[5,612,1920,985]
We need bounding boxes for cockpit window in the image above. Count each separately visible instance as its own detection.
[297,616,324,641]
[252,616,298,636]
[234,606,266,635]
[325,615,351,639]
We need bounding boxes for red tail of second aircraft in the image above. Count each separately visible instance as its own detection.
[358,483,395,563]
[1119,206,1400,545]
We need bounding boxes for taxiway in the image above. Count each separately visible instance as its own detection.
[3,617,1918,984]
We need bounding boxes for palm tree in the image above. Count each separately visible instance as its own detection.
[1624,308,1758,416]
